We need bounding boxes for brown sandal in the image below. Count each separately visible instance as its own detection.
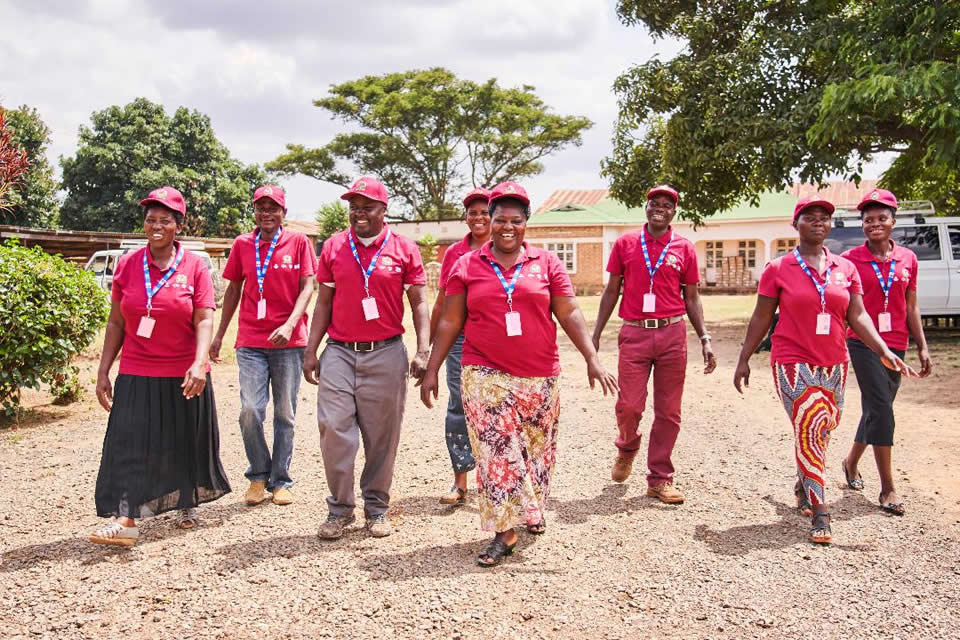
[809,512,832,545]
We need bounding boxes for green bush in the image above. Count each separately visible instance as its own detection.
[0,240,109,420]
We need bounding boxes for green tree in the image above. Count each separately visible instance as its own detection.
[3,105,59,227]
[60,98,267,237]
[315,200,349,244]
[603,1,960,222]
[268,68,592,220]
[418,233,438,264]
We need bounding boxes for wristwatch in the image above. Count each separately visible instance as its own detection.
[699,333,712,343]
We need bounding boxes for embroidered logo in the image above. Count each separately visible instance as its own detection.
[902,267,910,280]
[283,255,292,264]
[382,256,394,266]
[834,272,847,285]
[154,188,168,199]
[356,180,367,192]
[263,186,273,195]
[530,264,542,273]
[175,274,187,284]
[504,184,516,194]
[870,191,880,200]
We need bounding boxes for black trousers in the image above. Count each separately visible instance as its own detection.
[847,339,904,447]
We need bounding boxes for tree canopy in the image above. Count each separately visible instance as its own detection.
[603,0,960,222]
[3,106,59,227]
[60,98,267,237]
[314,200,349,244]
[268,68,592,220]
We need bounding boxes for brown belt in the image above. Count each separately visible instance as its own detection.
[623,315,684,329]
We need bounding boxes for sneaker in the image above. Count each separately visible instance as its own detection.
[611,455,634,483]
[647,482,685,504]
[245,481,267,506]
[272,487,294,506]
[317,513,356,540]
[366,514,393,538]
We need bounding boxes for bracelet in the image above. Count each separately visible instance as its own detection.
[699,333,712,343]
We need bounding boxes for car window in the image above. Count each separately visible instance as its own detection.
[824,226,864,255]
[948,225,960,261]
[891,225,942,261]
[87,255,107,275]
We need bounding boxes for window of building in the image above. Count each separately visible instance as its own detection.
[738,240,757,268]
[705,241,724,268]
[546,242,576,273]
[774,239,794,257]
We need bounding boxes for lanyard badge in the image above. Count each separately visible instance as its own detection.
[139,245,185,338]
[871,258,896,332]
[487,256,525,337]
[793,248,832,335]
[640,229,674,313]
[348,229,392,321]
[254,228,282,319]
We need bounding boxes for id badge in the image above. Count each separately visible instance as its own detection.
[878,312,892,333]
[816,313,831,335]
[137,315,156,339]
[643,293,657,313]
[257,298,267,320]
[505,311,522,337]
[362,296,380,321]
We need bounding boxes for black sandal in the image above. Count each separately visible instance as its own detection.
[526,518,546,535]
[879,492,905,516]
[795,483,813,517]
[477,537,516,567]
[842,458,864,491]
[810,512,832,545]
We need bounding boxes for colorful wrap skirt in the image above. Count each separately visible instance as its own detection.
[772,361,848,507]
[461,365,560,532]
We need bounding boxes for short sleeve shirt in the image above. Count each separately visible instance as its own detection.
[446,242,575,377]
[606,226,699,320]
[843,242,918,351]
[222,228,317,349]
[439,233,474,292]
[111,245,216,377]
[757,249,863,366]
[316,226,426,342]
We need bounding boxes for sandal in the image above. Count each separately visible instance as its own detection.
[526,518,546,535]
[879,492,905,516]
[809,512,832,545]
[176,508,199,530]
[795,483,813,517]
[89,521,139,547]
[842,458,864,491]
[438,485,468,505]
[477,537,516,568]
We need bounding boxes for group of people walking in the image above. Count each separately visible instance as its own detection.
[89,177,931,563]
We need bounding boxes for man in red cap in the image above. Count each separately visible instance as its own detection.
[304,176,430,539]
[212,185,318,507]
[430,187,491,505]
[592,184,716,504]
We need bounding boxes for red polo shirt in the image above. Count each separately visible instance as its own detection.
[222,227,317,349]
[446,242,575,377]
[757,249,862,366]
[843,242,918,350]
[316,226,426,342]
[439,233,474,292]
[111,245,216,377]
[607,226,699,320]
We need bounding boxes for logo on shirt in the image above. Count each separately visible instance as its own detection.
[666,253,681,271]
[833,271,849,287]
[382,256,394,266]
[283,255,292,264]
[175,274,187,284]
[901,267,910,281]
[530,264,541,274]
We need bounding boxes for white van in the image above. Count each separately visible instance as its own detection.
[826,201,960,317]
[84,240,217,293]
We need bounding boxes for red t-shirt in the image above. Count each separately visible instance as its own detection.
[843,242,918,351]
[439,233,474,292]
[316,226,426,342]
[222,228,317,349]
[112,245,216,377]
[757,249,863,366]
[446,242,575,377]
[607,226,699,320]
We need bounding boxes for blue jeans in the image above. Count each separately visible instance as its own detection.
[236,347,304,490]
[445,334,475,473]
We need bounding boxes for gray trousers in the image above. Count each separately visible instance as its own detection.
[316,339,408,518]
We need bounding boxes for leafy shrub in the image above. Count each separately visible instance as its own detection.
[0,240,109,420]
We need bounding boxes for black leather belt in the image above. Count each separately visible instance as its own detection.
[328,335,402,352]
[623,315,684,329]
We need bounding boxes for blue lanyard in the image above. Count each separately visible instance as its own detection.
[870,258,897,312]
[640,228,674,292]
[254,228,282,300]
[486,256,524,311]
[348,228,392,296]
[792,248,831,312]
[142,245,185,314]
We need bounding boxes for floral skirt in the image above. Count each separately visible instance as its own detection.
[461,365,560,532]
[772,361,848,507]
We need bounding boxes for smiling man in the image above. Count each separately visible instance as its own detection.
[303,176,430,540]
[212,185,317,507]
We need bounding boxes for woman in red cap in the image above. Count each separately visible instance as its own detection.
[840,189,932,516]
[733,195,913,545]
[90,187,231,546]
[420,181,618,567]
[430,187,491,506]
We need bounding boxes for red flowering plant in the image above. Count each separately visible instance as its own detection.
[0,109,29,214]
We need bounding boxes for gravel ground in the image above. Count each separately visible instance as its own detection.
[2,323,959,639]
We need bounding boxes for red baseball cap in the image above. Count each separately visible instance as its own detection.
[462,187,491,208]
[857,188,898,211]
[341,177,389,207]
[253,184,286,209]
[793,195,835,221]
[489,181,530,207]
[646,184,679,205]
[140,186,186,217]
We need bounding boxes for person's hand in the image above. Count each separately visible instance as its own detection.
[591,334,601,353]
[181,362,207,399]
[209,335,223,363]
[410,348,429,380]
[303,351,320,385]
[96,372,113,411]
[418,368,440,408]
[733,359,751,394]
[587,356,619,396]
[268,323,294,346]
[702,341,717,374]
[917,348,933,378]
[881,350,918,377]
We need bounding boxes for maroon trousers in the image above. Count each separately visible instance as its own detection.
[614,321,688,486]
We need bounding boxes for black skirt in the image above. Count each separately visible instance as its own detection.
[847,339,904,447]
[95,373,231,518]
